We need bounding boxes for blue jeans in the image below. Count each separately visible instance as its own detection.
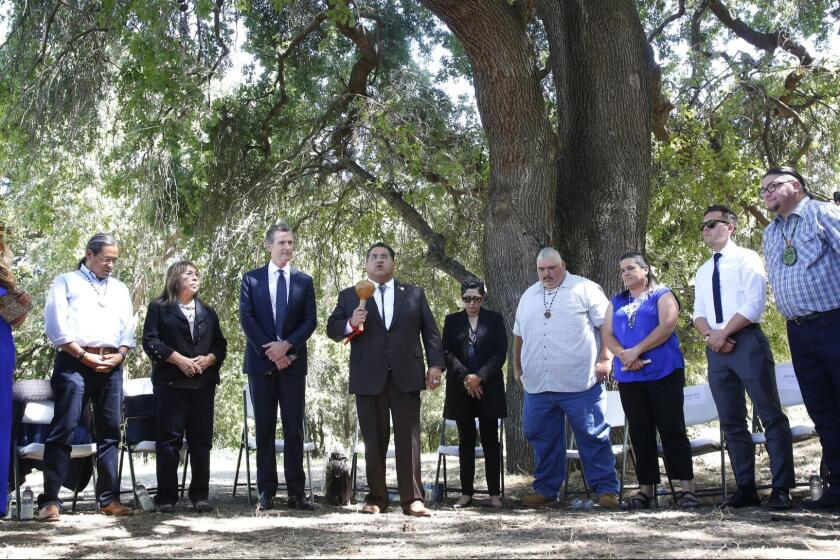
[523,383,619,499]
[38,352,123,508]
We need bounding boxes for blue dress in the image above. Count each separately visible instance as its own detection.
[0,286,15,516]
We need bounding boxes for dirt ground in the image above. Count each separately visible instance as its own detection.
[2,438,839,558]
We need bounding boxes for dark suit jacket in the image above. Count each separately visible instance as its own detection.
[239,264,317,376]
[142,299,228,386]
[442,309,508,420]
[326,279,445,395]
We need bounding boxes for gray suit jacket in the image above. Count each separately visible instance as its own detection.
[326,280,445,395]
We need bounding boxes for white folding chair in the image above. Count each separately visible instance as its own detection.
[12,399,97,518]
[562,390,631,500]
[434,417,505,501]
[349,415,396,503]
[232,384,316,504]
[659,384,726,501]
[751,362,819,486]
[118,377,189,507]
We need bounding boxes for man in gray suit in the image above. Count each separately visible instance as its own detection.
[327,243,445,517]
[693,204,794,509]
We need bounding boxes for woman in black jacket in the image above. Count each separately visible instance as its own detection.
[142,260,227,513]
[442,278,507,508]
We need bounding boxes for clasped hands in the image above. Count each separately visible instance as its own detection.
[463,373,483,399]
[82,352,124,374]
[171,352,215,377]
[263,339,294,370]
[616,346,645,372]
[706,329,736,353]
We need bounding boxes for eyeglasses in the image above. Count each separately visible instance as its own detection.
[699,219,729,231]
[181,270,201,279]
[97,256,119,265]
[759,179,789,197]
[462,296,483,304]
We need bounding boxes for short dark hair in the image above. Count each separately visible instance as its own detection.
[460,277,485,296]
[834,191,840,203]
[763,166,808,193]
[78,233,118,269]
[704,204,737,224]
[264,222,294,244]
[366,242,395,260]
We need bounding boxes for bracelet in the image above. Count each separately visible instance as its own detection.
[76,349,87,361]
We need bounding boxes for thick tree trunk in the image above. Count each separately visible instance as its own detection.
[422,0,655,474]
[540,0,653,296]
[420,0,556,473]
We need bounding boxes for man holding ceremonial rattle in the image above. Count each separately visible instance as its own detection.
[327,242,445,517]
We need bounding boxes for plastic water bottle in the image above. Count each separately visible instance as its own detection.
[4,493,12,519]
[20,487,34,521]
[809,470,824,501]
[571,498,592,511]
[136,484,155,512]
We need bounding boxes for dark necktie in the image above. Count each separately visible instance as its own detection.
[379,284,387,325]
[712,252,723,324]
[275,270,287,339]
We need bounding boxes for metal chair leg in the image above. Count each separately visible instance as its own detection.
[244,442,252,505]
[351,453,359,504]
[128,446,140,508]
[13,448,21,520]
[232,438,244,498]
[180,451,189,500]
[306,449,313,502]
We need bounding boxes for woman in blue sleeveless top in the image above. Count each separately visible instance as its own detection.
[0,228,31,517]
[603,252,696,509]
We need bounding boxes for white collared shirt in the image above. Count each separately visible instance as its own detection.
[373,278,395,330]
[268,260,291,327]
[44,264,136,349]
[513,274,608,393]
[692,239,766,328]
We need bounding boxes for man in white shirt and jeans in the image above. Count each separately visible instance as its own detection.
[513,247,619,507]
[693,205,794,510]
[39,233,136,521]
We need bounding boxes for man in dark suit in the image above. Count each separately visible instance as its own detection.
[327,243,445,517]
[239,223,317,511]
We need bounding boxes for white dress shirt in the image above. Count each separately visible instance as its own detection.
[344,277,396,334]
[44,264,136,349]
[692,239,767,329]
[268,260,291,329]
[513,274,608,393]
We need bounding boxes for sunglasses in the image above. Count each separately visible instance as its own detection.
[699,219,729,231]
[462,296,483,304]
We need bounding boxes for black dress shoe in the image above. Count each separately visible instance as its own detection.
[722,486,761,508]
[765,488,793,510]
[803,491,840,510]
[256,493,274,512]
[287,494,315,511]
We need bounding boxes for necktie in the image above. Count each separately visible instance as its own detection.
[712,252,723,324]
[275,270,287,339]
[379,284,387,325]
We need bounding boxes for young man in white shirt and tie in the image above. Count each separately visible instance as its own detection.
[693,205,794,510]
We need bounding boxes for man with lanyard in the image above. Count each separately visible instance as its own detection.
[513,247,619,508]
[693,205,794,509]
[40,233,136,521]
[761,166,840,509]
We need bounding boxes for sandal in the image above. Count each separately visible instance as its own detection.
[620,491,652,510]
[679,491,700,509]
[454,495,473,509]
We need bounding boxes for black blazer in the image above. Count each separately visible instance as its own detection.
[239,264,317,376]
[142,299,228,386]
[326,279,445,395]
[442,309,508,420]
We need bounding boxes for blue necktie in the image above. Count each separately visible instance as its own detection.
[712,253,723,324]
[275,270,287,339]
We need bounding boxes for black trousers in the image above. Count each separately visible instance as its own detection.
[618,369,693,485]
[154,383,216,506]
[247,372,306,498]
[456,418,501,496]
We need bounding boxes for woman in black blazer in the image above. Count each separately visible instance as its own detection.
[142,260,227,513]
[442,278,507,508]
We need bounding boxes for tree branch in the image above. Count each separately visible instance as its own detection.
[201,0,230,84]
[648,0,685,42]
[336,157,477,282]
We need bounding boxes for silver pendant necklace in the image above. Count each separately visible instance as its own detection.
[543,287,560,319]
[79,269,109,307]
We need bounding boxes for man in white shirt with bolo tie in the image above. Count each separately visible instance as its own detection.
[693,205,794,510]
[39,233,136,522]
